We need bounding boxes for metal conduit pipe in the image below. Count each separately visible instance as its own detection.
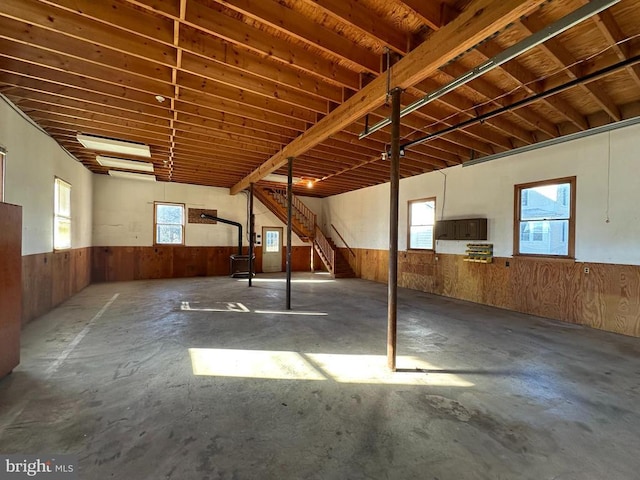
[401,54,640,152]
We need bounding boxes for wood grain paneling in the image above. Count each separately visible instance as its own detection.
[355,248,640,338]
[92,245,314,282]
[0,203,22,377]
[21,247,91,325]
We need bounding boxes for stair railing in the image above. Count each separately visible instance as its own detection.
[271,188,316,236]
[330,224,356,258]
[314,226,335,273]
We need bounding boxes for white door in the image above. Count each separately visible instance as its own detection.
[262,227,283,273]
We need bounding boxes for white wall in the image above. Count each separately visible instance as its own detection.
[0,97,93,255]
[93,175,307,247]
[325,123,640,265]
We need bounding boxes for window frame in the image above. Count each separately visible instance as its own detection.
[513,176,576,259]
[407,197,436,251]
[53,177,72,251]
[154,202,186,245]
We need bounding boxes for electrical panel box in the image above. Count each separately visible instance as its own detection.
[435,218,487,240]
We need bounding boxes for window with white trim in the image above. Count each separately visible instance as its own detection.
[54,177,72,250]
[408,197,436,250]
[154,202,185,245]
[514,177,575,257]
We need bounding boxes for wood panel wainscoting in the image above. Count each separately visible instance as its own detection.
[341,248,640,338]
[1,203,22,377]
[22,247,92,325]
[91,245,314,283]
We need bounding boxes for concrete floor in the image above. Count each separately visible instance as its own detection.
[1,273,639,480]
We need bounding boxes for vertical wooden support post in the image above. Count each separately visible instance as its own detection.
[286,157,293,310]
[388,88,401,372]
[248,183,254,287]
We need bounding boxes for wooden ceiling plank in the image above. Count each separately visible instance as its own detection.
[184,0,359,89]
[6,97,171,129]
[401,0,445,31]
[0,16,174,85]
[176,91,308,132]
[174,116,294,146]
[213,0,380,73]
[38,0,174,45]
[591,9,640,89]
[301,0,407,54]
[181,52,330,113]
[29,110,171,138]
[175,102,300,138]
[519,16,622,122]
[0,0,176,67]
[180,26,342,103]
[0,80,170,119]
[34,119,171,149]
[0,58,171,107]
[0,44,174,98]
[474,40,568,136]
[178,72,319,121]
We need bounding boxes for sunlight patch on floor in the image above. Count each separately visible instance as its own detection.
[188,348,474,386]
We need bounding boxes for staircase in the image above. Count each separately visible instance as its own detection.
[254,186,356,278]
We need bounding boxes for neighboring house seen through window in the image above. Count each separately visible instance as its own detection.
[155,202,185,244]
[54,177,72,250]
[408,197,436,250]
[514,177,575,257]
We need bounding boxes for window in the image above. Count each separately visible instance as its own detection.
[265,230,280,253]
[54,177,72,250]
[514,177,575,257]
[155,202,185,244]
[408,197,436,250]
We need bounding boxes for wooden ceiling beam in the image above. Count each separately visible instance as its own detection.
[400,0,447,31]
[301,0,408,54]
[0,16,173,85]
[176,93,309,132]
[179,26,342,103]
[173,118,293,147]
[181,52,331,112]
[38,0,175,45]
[230,0,547,194]
[7,98,171,130]
[213,0,380,73]
[519,16,622,122]
[0,46,174,99]
[178,72,320,121]
[0,59,169,108]
[591,8,640,89]
[175,107,299,139]
[183,0,359,89]
[0,0,176,67]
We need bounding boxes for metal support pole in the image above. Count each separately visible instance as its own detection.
[248,183,254,287]
[388,88,401,372]
[286,157,293,310]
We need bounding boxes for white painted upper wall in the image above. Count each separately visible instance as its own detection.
[0,97,93,255]
[324,123,640,265]
[93,175,308,247]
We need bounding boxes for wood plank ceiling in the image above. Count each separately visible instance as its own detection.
[1,0,639,197]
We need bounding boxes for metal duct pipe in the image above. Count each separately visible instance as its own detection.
[200,214,243,255]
